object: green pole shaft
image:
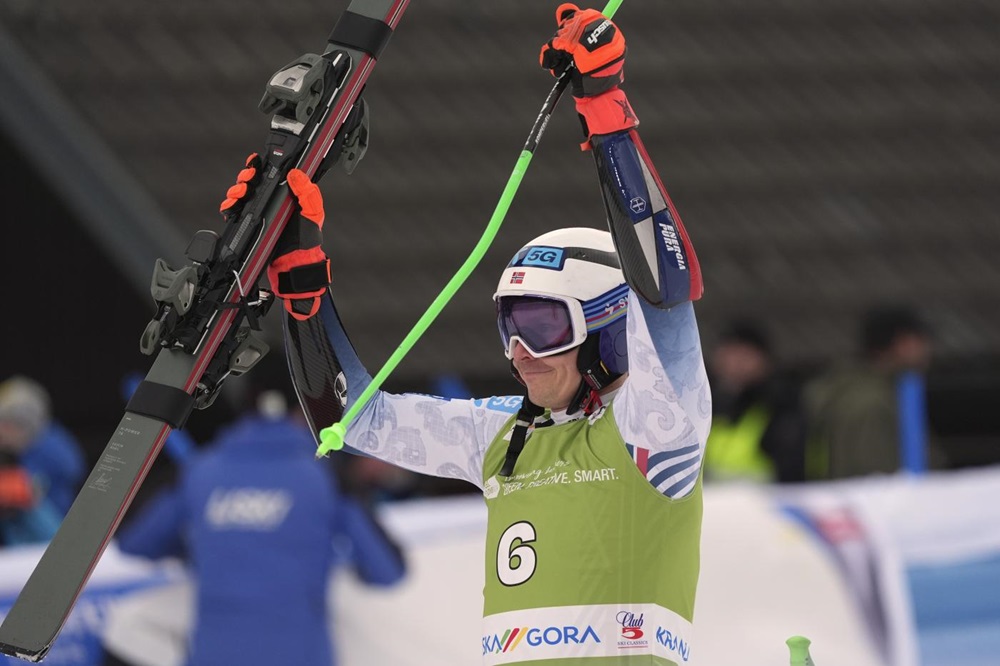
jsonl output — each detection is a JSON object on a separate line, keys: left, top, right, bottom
{"left": 319, "top": 0, "right": 624, "bottom": 455}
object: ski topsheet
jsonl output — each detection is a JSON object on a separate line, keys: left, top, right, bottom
{"left": 0, "top": 0, "right": 409, "bottom": 660}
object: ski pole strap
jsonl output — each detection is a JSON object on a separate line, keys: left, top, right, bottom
{"left": 329, "top": 12, "right": 394, "bottom": 58}
{"left": 276, "top": 259, "right": 331, "bottom": 294}
{"left": 126, "top": 381, "right": 197, "bottom": 430}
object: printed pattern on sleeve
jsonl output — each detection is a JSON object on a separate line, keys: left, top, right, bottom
{"left": 612, "top": 300, "right": 711, "bottom": 499}
{"left": 346, "top": 393, "right": 522, "bottom": 490}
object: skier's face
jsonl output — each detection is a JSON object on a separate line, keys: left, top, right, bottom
{"left": 511, "top": 341, "right": 581, "bottom": 410}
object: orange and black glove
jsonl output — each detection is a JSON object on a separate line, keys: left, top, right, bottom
{"left": 266, "top": 170, "right": 329, "bottom": 320}
{"left": 539, "top": 3, "right": 638, "bottom": 140}
{"left": 219, "top": 155, "right": 330, "bottom": 321}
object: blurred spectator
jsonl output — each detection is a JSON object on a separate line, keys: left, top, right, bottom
{"left": 0, "top": 375, "right": 85, "bottom": 516}
{"left": 804, "top": 304, "right": 943, "bottom": 480}
{"left": 103, "top": 390, "right": 406, "bottom": 666}
{"left": 704, "top": 319, "right": 808, "bottom": 483}
{"left": 0, "top": 431, "right": 61, "bottom": 547}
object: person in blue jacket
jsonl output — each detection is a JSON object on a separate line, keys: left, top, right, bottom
{"left": 109, "top": 390, "right": 406, "bottom": 666}
{"left": 0, "top": 375, "right": 86, "bottom": 518}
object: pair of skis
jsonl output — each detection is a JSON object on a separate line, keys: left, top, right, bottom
{"left": 0, "top": 0, "right": 624, "bottom": 660}
{"left": 0, "top": 0, "right": 408, "bottom": 660}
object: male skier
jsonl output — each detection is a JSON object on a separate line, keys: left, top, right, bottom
{"left": 225, "top": 5, "right": 711, "bottom": 663}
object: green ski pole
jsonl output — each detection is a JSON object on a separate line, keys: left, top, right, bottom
{"left": 318, "top": 0, "right": 624, "bottom": 455}
{"left": 786, "top": 636, "right": 817, "bottom": 666}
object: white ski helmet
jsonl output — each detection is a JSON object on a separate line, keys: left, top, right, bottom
{"left": 494, "top": 227, "right": 629, "bottom": 391}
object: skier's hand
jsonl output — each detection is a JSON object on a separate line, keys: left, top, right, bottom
{"left": 539, "top": 3, "right": 626, "bottom": 98}
{"left": 267, "top": 169, "right": 329, "bottom": 321}
{"left": 219, "top": 156, "right": 329, "bottom": 321}
{"left": 538, "top": 4, "right": 638, "bottom": 141}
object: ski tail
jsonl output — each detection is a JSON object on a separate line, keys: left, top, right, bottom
{"left": 0, "top": 0, "right": 410, "bottom": 659}
{"left": 593, "top": 130, "right": 702, "bottom": 310}
{"left": 283, "top": 289, "right": 351, "bottom": 442}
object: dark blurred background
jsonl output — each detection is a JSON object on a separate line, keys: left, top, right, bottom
{"left": 1, "top": 0, "right": 998, "bottom": 471}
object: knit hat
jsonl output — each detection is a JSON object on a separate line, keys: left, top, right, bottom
{"left": 0, "top": 376, "right": 52, "bottom": 446}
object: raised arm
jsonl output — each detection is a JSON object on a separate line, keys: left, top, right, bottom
{"left": 218, "top": 154, "right": 516, "bottom": 489}
{"left": 283, "top": 291, "right": 517, "bottom": 488}
{"left": 541, "top": 6, "right": 711, "bottom": 497}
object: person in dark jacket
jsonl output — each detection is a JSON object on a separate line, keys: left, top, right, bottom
{"left": 107, "top": 391, "right": 406, "bottom": 666}
{"left": 804, "top": 304, "right": 939, "bottom": 479}
{"left": 704, "top": 319, "right": 808, "bottom": 483}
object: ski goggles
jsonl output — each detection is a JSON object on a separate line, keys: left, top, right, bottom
{"left": 496, "top": 295, "right": 588, "bottom": 359}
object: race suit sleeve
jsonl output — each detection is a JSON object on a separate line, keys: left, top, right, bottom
{"left": 590, "top": 129, "right": 712, "bottom": 500}
{"left": 283, "top": 293, "right": 521, "bottom": 490}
